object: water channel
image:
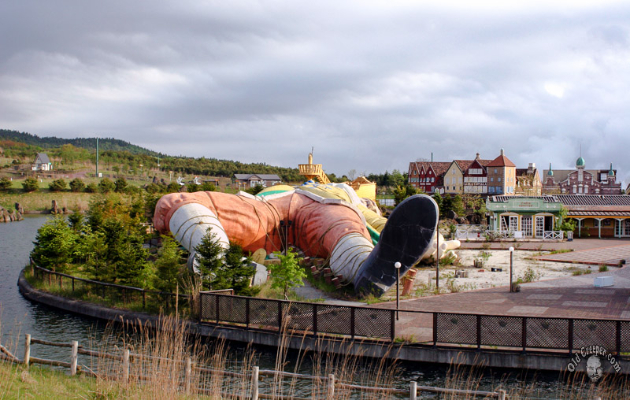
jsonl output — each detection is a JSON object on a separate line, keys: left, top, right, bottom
{"left": 0, "top": 215, "right": 613, "bottom": 397}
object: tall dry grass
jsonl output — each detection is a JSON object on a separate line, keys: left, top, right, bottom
{"left": 3, "top": 304, "right": 630, "bottom": 398}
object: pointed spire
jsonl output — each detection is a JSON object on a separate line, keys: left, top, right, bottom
{"left": 609, "top": 162, "right": 615, "bottom": 176}
{"left": 547, "top": 163, "right": 554, "bottom": 176}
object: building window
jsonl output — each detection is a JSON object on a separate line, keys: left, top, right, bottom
{"left": 498, "top": 178, "right": 501, "bottom": 182}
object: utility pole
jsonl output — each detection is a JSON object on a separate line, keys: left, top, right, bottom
{"left": 95, "top": 137, "right": 99, "bottom": 178}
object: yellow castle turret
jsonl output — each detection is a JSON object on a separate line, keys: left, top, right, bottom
{"left": 299, "top": 153, "right": 330, "bottom": 184}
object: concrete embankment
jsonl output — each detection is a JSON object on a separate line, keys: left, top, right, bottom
{"left": 17, "top": 270, "right": 629, "bottom": 375}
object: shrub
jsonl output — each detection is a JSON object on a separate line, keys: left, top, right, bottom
{"left": 145, "top": 183, "right": 162, "bottom": 194}
{"left": 98, "top": 178, "right": 115, "bottom": 193}
{"left": 167, "top": 182, "right": 181, "bottom": 193}
{"left": 69, "top": 178, "right": 86, "bottom": 192}
{"left": 267, "top": 248, "right": 307, "bottom": 298}
{"left": 245, "top": 184, "right": 263, "bottom": 195}
{"left": 49, "top": 178, "right": 67, "bottom": 192}
{"left": 85, "top": 183, "right": 98, "bottom": 193}
{"left": 520, "top": 266, "right": 541, "bottom": 283}
{"left": 0, "top": 177, "right": 11, "bottom": 191}
{"left": 114, "top": 177, "right": 128, "bottom": 193}
{"left": 201, "top": 182, "right": 216, "bottom": 191}
{"left": 22, "top": 177, "right": 39, "bottom": 192}
{"left": 599, "top": 264, "right": 609, "bottom": 272}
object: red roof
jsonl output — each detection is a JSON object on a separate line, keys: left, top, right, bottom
{"left": 487, "top": 154, "right": 516, "bottom": 167}
{"left": 409, "top": 161, "right": 451, "bottom": 177}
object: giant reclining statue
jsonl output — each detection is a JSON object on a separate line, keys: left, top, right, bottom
{"left": 154, "top": 182, "right": 455, "bottom": 296}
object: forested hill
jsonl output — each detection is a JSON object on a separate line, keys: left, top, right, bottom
{"left": 0, "top": 129, "right": 159, "bottom": 156}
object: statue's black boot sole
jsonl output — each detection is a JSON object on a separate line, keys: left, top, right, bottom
{"left": 353, "top": 194, "right": 438, "bottom": 297}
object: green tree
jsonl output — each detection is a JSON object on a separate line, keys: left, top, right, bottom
{"left": 557, "top": 206, "right": 577, "bottom": 234}
{"left": 441, "top": 194, "right": 453, "bottom": 219}
{"left": 193, "top": 232, "right": 256, "bottom": 294}
{"left": 153, "top": 236, "right": 185, "bottom": 293}
{"left": 245, "top": 184, "right": 264, "bottom": 195}
{"left": 223, "top": 243, "right": 256, "bottom": 295}
{"left": 186, "top": 183, "right": 200, "bottom": 193}
{"left": 22, "top": 177, "right": 39, "bottom": 192}
{"left": 49, "top": 178, "right": 67, "bottom": 192}
{"left": 85, "top": 183, "right": 98, "bottom": 193}
{"left": 69, "top": 178, "right": 85, "bottom": 192}
{"left": 115, "top": 239, "right": 150, "bottom": 287}
{"left": 432, "top": 192, "right": 443, "bottom": 214}
{"left": 393, "top": 184, "right": 418, "bottom": 205}
{"left": 0, "top": 177, "right": 11, "bottom": 191}
{"left": 452, "top": 194, "right": 465, "bottom": 216}
{"left": 267, "top": 249, "right": 306, "bottom": 299}
{"left": 145, "top": 183, "right": 161, "bottom": 194}
{"left": 98, "top": 178, "right": 115, "bottom": 193}
{"left": 75, "top": 231, "right": 108, "bottom": 281}
{"left": 167, "top": 182, "right": 181, "bottom": 193}
{"left": 201, "top": 182, "right": 216, "bottom": 191}
{"left": 115, "top": 177, "right": 128, "bottom": 193}
{"left": 194, "top": 232, "right": 225, "bottom": 291}
{"left": 30, "top": 217, "right": 78, "bottom": 272}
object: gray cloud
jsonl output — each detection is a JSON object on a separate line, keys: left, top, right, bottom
{"left": 2, "top": 1, "right": 630, "bottom": 184}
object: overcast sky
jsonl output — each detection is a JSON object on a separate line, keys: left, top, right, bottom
{"left": 2, "top": 1, "right": 630, "bottom": 183}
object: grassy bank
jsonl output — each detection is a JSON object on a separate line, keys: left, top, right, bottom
{"left": 0, "top": 191, "right": 95, "bottom": 212}
{"left": 0, "top": 363, "right": 97, "bottom": 399}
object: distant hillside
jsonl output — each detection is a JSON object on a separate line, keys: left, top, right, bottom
{"left": 0, "top": 129, "right": 159, "bottom": 156}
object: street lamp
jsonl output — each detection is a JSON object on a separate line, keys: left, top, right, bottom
{"left": 509, "top": 247, "right": 514, "bottom": 292}
{"left": 395, "top": 262, "right": 401, "bottom": 320}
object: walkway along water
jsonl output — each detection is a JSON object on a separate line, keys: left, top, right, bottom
{"left": 20, "top": 265, "right": 630, "bottom": 375}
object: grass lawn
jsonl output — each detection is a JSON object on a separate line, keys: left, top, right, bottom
{"left": 0, "top": 363, "right": 98, "bottom": 399}
{"left": 0, "top": 191, "right": 96, "bottom": 212}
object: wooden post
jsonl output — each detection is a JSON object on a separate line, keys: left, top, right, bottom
{"left": 617, "top": 320, "right": 622, "bottom": 355}
{"left": 246, "top": 297, "right": 250, "bottom": 329}
{"left": 433, "top": 313, "right": 438, "bottom": 346}
{"left": 176, "top": 284, "right": 179, "bottom": 317}
{"left": 498, "top": 389, "right": 507, "bottom": 400}
{"left": 327, "top": 374, "right": 335, "bottom": 399}
{"left": 410, "top": 381, "right": 417, "bottom": 400}
{"left": 24, "top": 334, "right": 31, "bottom": 368}
{"left": 390, "top": 310, "right": 396, "bottom": 342}
{"left": 185, "top": 357, "right": 192, "bottom": 395}
{"left": 70, "top": 341, "right": 78, "bottom": 375}
{"left": 278, "top": 301, "right": 283, "bottom": 331}
{"left": 350, "top": 307, "right": 355, "bottom": 339}
{"left": 142, "top": 291, "right": 146, "bottom": 309}
{"left": 476, "top": 315, "right": 482, "bottom": 349}
{"left": 251, "top": 366, "right": 259, "bottom": 400}
{"left": 123, "top": 349, "right": 130, "bottom": 382}
{"left": 311, "top": 303, "right": 318, "bottom": 339}
{"left": 568, "top": 319, "right": 574, "bottom": 354}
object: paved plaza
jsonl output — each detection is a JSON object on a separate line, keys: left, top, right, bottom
{"left": 374, "top": 238, "right": 630, "bottom": 342}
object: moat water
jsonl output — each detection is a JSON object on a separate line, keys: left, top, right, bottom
{"left": 0, "top": 215, "right": 620, "bottom": 397}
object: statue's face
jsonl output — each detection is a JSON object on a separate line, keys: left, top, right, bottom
{"left": 586, "top": 356, "right": 603, "bottom": 381}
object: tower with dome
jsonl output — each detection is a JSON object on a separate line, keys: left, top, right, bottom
{"left": 542, "top": 156, "right": 622, "bottom": 195}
